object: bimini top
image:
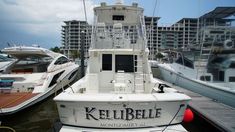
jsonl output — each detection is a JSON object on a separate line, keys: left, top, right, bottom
{"left": 200, "top": 7, "right": 235, "bottom": 19}
{"left": 1, "top": 46, "right": 60, "bottom": 59}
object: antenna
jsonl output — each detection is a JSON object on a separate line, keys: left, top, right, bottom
{"left": 7, "top": 42, "right": 11, "bottom": 47}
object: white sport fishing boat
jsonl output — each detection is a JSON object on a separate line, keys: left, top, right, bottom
{"left": 54, "top": 1, "right": 190, "bottom": 131}
{"left": 0, "top": 46, "right": 79, "bottom": 115}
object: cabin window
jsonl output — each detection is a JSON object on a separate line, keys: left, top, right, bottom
{"left": 102, "top": 54, "right": 112, "bottom": 70}
{"left": 175, "top": 56, "right": 183, "bottom": 65}
{"left": 134, "top": 55, "right": 137, "bottom": 72}
{"left": 175, "top": 56, "right": 194, "bottom": 69}
{"left": 48, "top": 70, "right": 65, "bottom": 87}
{"left": 229, "top": 62, "right": 235, "bottom": 68}
{"left": 219, "top": 71, "right": 224, "bottom": 81}
{"left": 200, "top": 76, "right": 211, "bottom": 81}
{"left": 211, "top": 57, "right": 224, "bottom": 64}
{"left": 54, "top": 56, "right": 69, "bottom": 65}
{"left": 68, "top": 70, "right": 77, "bottom": 80}
{"left": 112, "top": 15, "right": 124, "bottom": 21}
{"left": 115, "top": 55, "right": 134, "bottom": 72}
{"left": 184, "top": 58, "right": 194, "bottom": 69}
{"left": 229, "top": 77, "right": 235, "bottom": 82}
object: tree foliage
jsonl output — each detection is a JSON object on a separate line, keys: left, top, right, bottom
{"left": 155, "top": 52, "right": 164, "bottom": 59}
{"left": 50, "top": 46, "right": 60, "bottom": 53}
{"left": 71, "top": 50, "right": 80, "bottom": 60}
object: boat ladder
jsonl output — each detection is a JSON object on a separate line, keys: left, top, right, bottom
{"left": 134, "top": 57, "right": 144, "bottom": 93}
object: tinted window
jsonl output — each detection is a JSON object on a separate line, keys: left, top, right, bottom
{"left": 48, "top": 70, "right": 65, "bottom": 87}
{"left": 175, "top": 56, "right": 194, "bottom": 69}
{"left": 219, "top": 71, "right": 224, "bottom": 81}
{"left": 211, "top": 57, "right": 225, "bottom": 64}
{"left": 68, "top": 70, "right": 77, "bottom": 80}
{"left": 115, "top": 55, "right": 134, "bottom": 72}
{"left": 184, "top": 58, "right": 194, "bottom": 69}
{"left": 229, "top": 77, "right": 235, "bottom": 82}
{"left": 113, "top": 15, "right": 124, "bottom": 21}
{"left": 175, "top": 58, "right": 182, "bottom": 65}
{"left": 229, "top": 62, "right": 235, "bottom": 68}
{"left": 102, "top": 54, "right": 112, "bottom": 70}
{"left": 54, "top": 56, "right": 69, "bottom": 65}
{"left": 134, "top": 55, "right": 137, "bottom": 72}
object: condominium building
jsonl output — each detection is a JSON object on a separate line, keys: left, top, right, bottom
{"left": 197, "top": 7, "right": 235, "bottom": 49}
{"left": 145, "top": 16, "right": 159, "bottom": 59}
{"left": 173, "top": 18, "right": 198, "bottom": 49}
{"left": 61, "top": 7, "right": 235, "bottom": 59}
{"left": 147, "top": 7, "right": 235, "bottom": 53}
{"left": 145, "top": 17, "right": 197, "bottom": 51}
{"left": 157, "top": 24, "right": 184, "bottom": 50}
{"left": 60, "top": 20, "right": 92, "bottom": 59}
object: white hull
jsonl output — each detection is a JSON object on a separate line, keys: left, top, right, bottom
{"left": 0, "top": 67, "right": 78, "bottom": 115}
{"left": 55, "top": 91, "right": 189, "bottom": 128}
{"left": 156, "top": 66, "right": 235, "bottom": 108}
{"left": 60, "top": 124, "right": 187, "bottom": 132}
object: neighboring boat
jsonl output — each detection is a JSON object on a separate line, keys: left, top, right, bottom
{"left": 0, "top": 54, "right": 14, "bottom": 73}
{"left": 0, "top": 46, "right": 79, "bottom": 115}
{"left": 54, "top": 1, "right": 190, "bottom": 131}
{"left": 153, "top": 49, "right": 235, "bottom": 108}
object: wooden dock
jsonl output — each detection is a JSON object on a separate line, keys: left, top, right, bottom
{"left": 163, "top": 81, "right": 235, "bottom": 132}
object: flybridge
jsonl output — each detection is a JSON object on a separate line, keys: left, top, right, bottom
{"left": 92, "top": 2, "right": 147, "bottom": 50}
{"left": 94, "top": 2, "right": 143, "bottom": 25}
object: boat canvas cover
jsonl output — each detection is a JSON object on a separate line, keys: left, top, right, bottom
{"left": 2, "top": 46, "right": 59, "bottom": 59}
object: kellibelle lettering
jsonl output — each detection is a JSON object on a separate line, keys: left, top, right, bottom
{"left": 85, "top": 107, "right": 161, "bottom": 121}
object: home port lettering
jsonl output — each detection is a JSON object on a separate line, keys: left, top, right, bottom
{"left": 85, "top": 107, "right": 162, "bottom": 121}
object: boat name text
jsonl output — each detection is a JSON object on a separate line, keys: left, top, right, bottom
{"left": 85, "top": 107, "right": 161, "bottom": 121}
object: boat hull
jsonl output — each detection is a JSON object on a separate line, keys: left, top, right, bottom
{"left": 59, "top": 124, "right": 187, "bottom": 132}
{"left": 55, "top": 94, "right": 189, "bottom": 128}
{"left": 0, "top": 67, "right": 79, "bottom": 115}
{"left": 155, "top": 65, "right": 235, "bottom": 108}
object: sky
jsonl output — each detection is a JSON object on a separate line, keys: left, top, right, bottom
{"left": 0, "top": 0, "right": 235, "bottom": 49}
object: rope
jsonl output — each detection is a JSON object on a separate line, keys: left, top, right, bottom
{"left": 161, "top": 104, "right": 184, "bottom": 132}
{"left": 0, "top": 126, "right": 16, "bottom": 132}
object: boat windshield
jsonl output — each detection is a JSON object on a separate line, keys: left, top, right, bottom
{"left": 5, "top": 56, "right": 53, "bottom": 73}
{"left": 221, "top": 59, "right": 235, "bottom": 69}
{"left": 0, "top": 55, "right": 12, "bottom": 62}
{"left": 175, "top": 55, "right": 194, "bottom": 69}
{"left": 210, "top": 57, "right": 225, "bottom": 64}
{"left": 16, "top": 56, "right": 52, "bottom": 65}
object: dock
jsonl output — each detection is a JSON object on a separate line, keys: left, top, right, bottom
{"left": 162, "top": 81, "right": 235, "bottom": 132}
